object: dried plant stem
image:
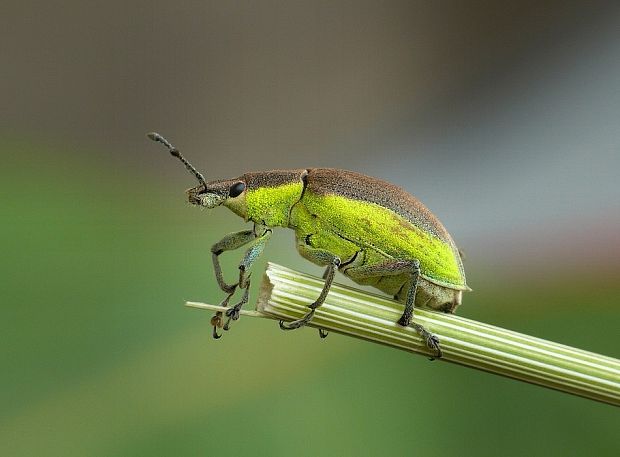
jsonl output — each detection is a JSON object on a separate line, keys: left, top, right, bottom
{"left": 186, "top": 263, "right": 620, "bottom": 406}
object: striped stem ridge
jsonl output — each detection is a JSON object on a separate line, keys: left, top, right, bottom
{"left": 187, "top": 262, "right": 620, "bottom": 406}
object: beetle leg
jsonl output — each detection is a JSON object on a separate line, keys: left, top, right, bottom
{"left": 236, "top": 227, "right": 271, "bottom": 291}
{"left": 210, "top": 313, "right": 223, "bottom": 339}
{"left": 210, "top": 227, "right": 271, "bottom": 336}
{"left": 317, "top": 261, "right": 331, "bottom": 337}
{"left": 211, "top": 229, "right": 256, "bottom": 295}
{"left": 222, "top": 227, "right": 272, "bottom": 331}
{"left": 279, "top": 251, "right": 341, "bottom": 331}
{"left": 346, "top": 259, "right": 441, "bottom": 358}
{"left": 223, "top": 282, "right": 250, "bottom": 330}
{"left": 397, "top": 260, "right": 421, "bottom": 327}
{"left": 318, "top": 257, "right": 330, "bottom": 338}
{"left": 210, "top": 230, "right": 257, "bottom": 338}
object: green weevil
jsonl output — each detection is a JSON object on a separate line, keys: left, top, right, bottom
{"left": 149, "top": 132, "right": 469, "bottom": 357}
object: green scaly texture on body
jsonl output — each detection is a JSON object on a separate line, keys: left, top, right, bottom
{"left": 299, "top": 191, "right": 465, "bottom": 288}
{"left": 246, "top": 182, "right": 304, "bottom": 227}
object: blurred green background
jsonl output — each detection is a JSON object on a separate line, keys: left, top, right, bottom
{"left": 2, "top": 2, "right": 619, "bottom": 456}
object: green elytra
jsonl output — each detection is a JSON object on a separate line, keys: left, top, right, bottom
{"left": 149, "top": 133, "right": 469, "bottom": 358}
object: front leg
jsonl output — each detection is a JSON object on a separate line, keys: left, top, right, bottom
{"left": 211, "top": 229, "right": 257, "bottom": 296}
{"left": 222, "top": 226, "right": 272, "bottom": 330}
{"left": 210, "top": 225, "right": 271, "bottom": 337}
{"left": 279, "top": 245, "right": 341, "bottom": 332}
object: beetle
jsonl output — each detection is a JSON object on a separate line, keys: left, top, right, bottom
{"left": 149, "top": 132, "right": 469, "bottom": 357}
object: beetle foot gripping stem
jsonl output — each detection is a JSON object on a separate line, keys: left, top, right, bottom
{"left": 279, "top": 317, "right": 329, "bottom": 339}
{"left": 211, "top": 312, "right": 224, "bottom": 339}
{"left": 279, "top": 314, "right": 329, "bottom": 339}
{"left": 409, "top": 322, "right": 442, "bottom": 360}
{"left": 222, "top": 282, "right": 251, "bottom": 332}
{"left": 210, "top": 289, "right": 236, "bottom": 339}
{"left": 279, "top": 309, "right": 316, "bottom": 331}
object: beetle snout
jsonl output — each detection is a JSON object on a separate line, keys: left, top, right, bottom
{"left": 187, "top": 192, "right": 202, "bottom": 206}
{"left": 186, "top": 188, "right": 226, "bottom": 209}
{"left": 186, "top": 185, "right": 203, "bottom": 206}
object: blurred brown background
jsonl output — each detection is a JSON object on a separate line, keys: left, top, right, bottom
{"left": 2, "top": 1, "right": 619, "bottom": 456}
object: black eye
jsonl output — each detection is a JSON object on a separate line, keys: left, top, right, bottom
{"left": 229, "top": 182, "right": 245, "bottom": 198}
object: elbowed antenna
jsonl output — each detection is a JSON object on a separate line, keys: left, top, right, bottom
{"left": 147, "top": 132, "right": 207, "bottom": 186}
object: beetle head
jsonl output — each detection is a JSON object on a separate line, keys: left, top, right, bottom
{"left": 148, "top": 132, "right": 248, "bottom": 216}
{"left": 186, "top": 179, "right": 247, "bottom": 215}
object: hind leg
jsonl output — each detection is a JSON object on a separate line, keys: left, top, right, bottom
{"left": 346, "top": 259, "right": 441, "bottom": 358}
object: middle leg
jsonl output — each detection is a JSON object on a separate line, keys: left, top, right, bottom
{"left": 279, "top": 245, "right": 341, "bottom": 331}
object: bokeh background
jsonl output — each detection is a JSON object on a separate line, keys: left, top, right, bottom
{"left": 2, "top": 1, "right": 619, "bottom": 456}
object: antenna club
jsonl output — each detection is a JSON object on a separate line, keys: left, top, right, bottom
{"left": 146, "top": 132, "right": 160, "bottom": 142}
{"left": 146, "top": 131, "right": 175, "bottom": 151}
{"left": 170, "top": 148, "right": 181, "bottom": 158}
